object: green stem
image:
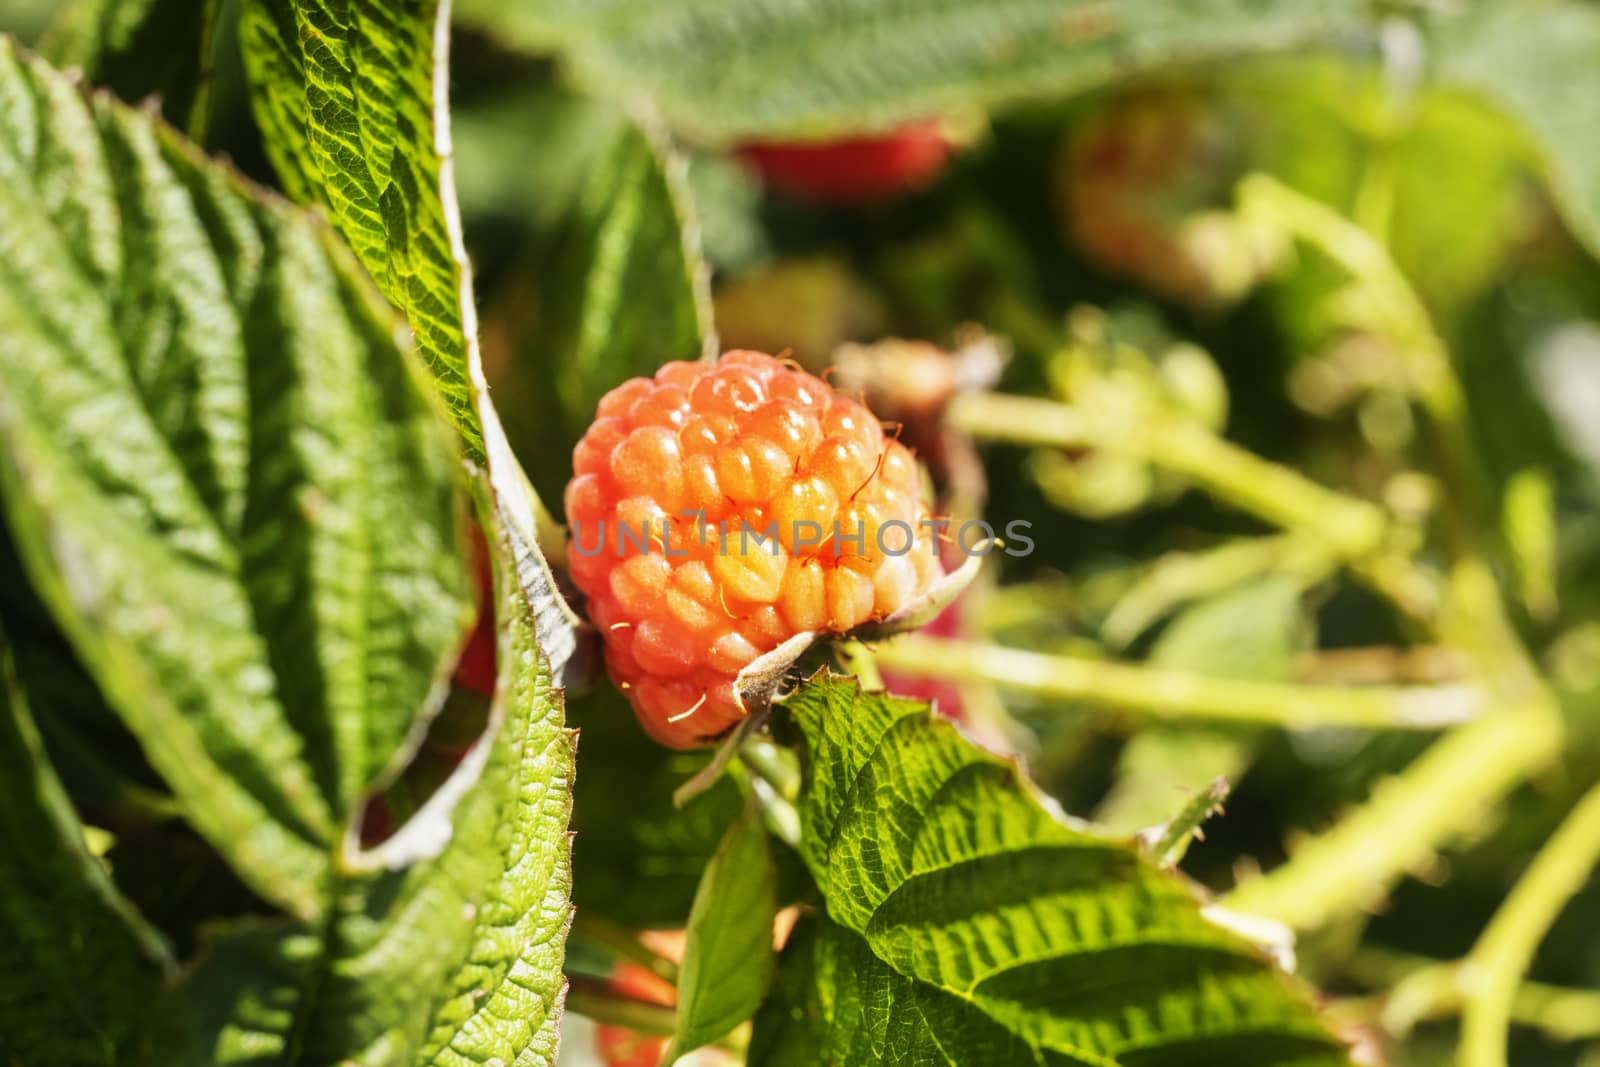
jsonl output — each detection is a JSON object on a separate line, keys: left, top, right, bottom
{"left": 1225, "top": 701, "right": 1564, "bottom": 930}
{"left": 569, "top": 913, "right": 679, "bottom": 986}
{"left": 872, "top": 636, "right": 1484, "bottom": 731}
{"left": 836, "top": 640, "right": 884, "bottom": 690}
{"left": 738, "top": 745, "right": 802, "bottom": 849}
{"left": 1461, "top": 779, "right": 1600, "bottom": 1067}
{"left": 948, "top": 393, "right": 1388, "bottom": 560}
{"left": 1344, "top": 948, "right": 1600, "bottom": 1043}
{"left": 951, "top": 390, "right": 1442, "bottom": 620}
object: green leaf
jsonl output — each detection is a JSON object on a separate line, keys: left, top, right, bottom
{"left": 667, "top": 795, "right": 778, "bottom": 1062}
{"left": 756, "top": 915, "right": 1346, "bottom": 1067}
{"left": 238, "top": 0, "right": 586, "bottom": 685}
{"left": 1096, "top": 577, "right": 1308, "bottom": 834}
{"left": 494, "top": 116, "right": 710, "bottom": 502}
{"left": 237, "top": 0, "right": 480, "bottom": 452}
{"left": 41, "top": 0, "right": 222, "bottom": 137}
{"left": 1435, "top": 1, "right": 1600, "bottom": 259}
{"left": 0, "top": 624, "right": 172, "bottom": 1067}
{"left": 0, "top": 38, "right": 472, "bottom": 918}
{"left": 766, "top": 676, "right": 1350, "bottom": 1066}
{"left": 458, "top": 0, "right": 1370, "bottom": 141}
{"left": 154, "top": 506, "right": 574, "bottom": 1066}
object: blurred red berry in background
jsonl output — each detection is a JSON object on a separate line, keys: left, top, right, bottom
{"left": 740, "top": 121, "right": 952, "bottom": 203}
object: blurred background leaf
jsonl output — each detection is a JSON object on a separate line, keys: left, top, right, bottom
{"left": 458, "top": 0, "right": 1369, "bottom": 142}
{"left": 41, "top": 0, "right": 222, "bottom": 136}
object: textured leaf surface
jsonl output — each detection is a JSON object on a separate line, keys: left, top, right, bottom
{"left": 668, "top": 796, "right": 778, "bottom": 1060}
{"left": 1096, "top": 577, "right": 1307, "bottom": 834}
{"left": 239, "top": 0, "right": 478, "bottom": 452}
{"left": 0, "top": 628, "right": 171, "bottom": 1067}
{"left": 42, "top": 0, "right": 222, "bottom": 135}
{"left": 0, "top": 38, "right": 471, "bottom": 918}
{"left": 1436, "top": 2, "right": 1600, "bottom": 259}
{"left": 763, "top": 676, "right": 1350, "bottom": 1066}
{"left": 458, "top": 0, "right": 1368, "bottom": 141}
{"left": 157, "top": 509, "right": 574, "bottom": 1067}
{"left": 239, "top": 0, "right": 586, "bottom": 685}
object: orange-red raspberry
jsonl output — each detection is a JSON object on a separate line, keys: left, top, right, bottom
{"left": 739, "top": 121, "right": 952, "bottom": 203}
{"left": 566, "top": 350, "right": 942, "bottom": 748}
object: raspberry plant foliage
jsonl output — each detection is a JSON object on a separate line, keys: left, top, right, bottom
{"left": 8, "top": 0, "right": 1600, "bottom": 1066}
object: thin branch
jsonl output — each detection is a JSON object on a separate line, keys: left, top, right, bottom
{"left": 1226, "top": 701, "right": 1564, "bottom": 931}
{"left": 871, "top": 635, "right": 1485, "bottom": 731}
{"left": 948, "top": 393, "right": 1389, "bottom": 559}
{"left": 1341, "top": 947, "right": 1600, "bottom": 1043}
{"left": 1461, "top": 779, "right": 1600, "bottom": 1067}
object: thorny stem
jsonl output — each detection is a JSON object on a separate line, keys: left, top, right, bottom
{"left": 949, "top": 392, "right": 1390, "bottom": 559}
{"left": 1228, "top": 563, "right": 1566, "bottom": 935}
{"left": 872, "top": 636, "right": 1484, "bottom": 731}
{"left": 955, "top": 232, "right": 1560, "bottom": 996}
{"left": 939, "top": 169, "right": 1570, "bottom": 1067}
{"left": 1460, "top": 780, "right": 1600, "bottom": 1067}
{"left": 1223, "top": 700, "right": 1563, "bottom": 930}
{"left": 947, "top": 391, "right": 1438, "bottom": 619}
{"left": 1340, "top": 947, "right": 1600, "bottom": 1044}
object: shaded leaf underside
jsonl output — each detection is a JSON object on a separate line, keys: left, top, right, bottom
{"left": 0, "top": 629, "right": 170, "bottom": 1067}
{"left": 41, "top": 0, "right": 223, "bottom": 136}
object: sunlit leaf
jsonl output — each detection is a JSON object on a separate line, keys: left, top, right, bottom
{"left": 152, "top": 507, "right": 574, "bottom": 1066}
{"left": 0, "top": 38, "right": 472, "bottom": 918}
{"left": 760, "top": 676, "right": 1350, "bottom": 1065}
{"left": 238, "top": 0, "right": 586, "bottom": 685}
{"left": 668, "top": 795, "right": 778, "bottom": 1060}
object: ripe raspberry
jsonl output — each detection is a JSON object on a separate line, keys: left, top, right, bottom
{"left": 739, "top": 121, "right": 952, "bottom": 203}
{"left": 565, "top": 350, "right": 942, "bottom": 748}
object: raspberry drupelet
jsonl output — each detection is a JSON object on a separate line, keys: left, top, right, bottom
{"left": 565, "top": 350, "right": 942, "bottom": 748}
